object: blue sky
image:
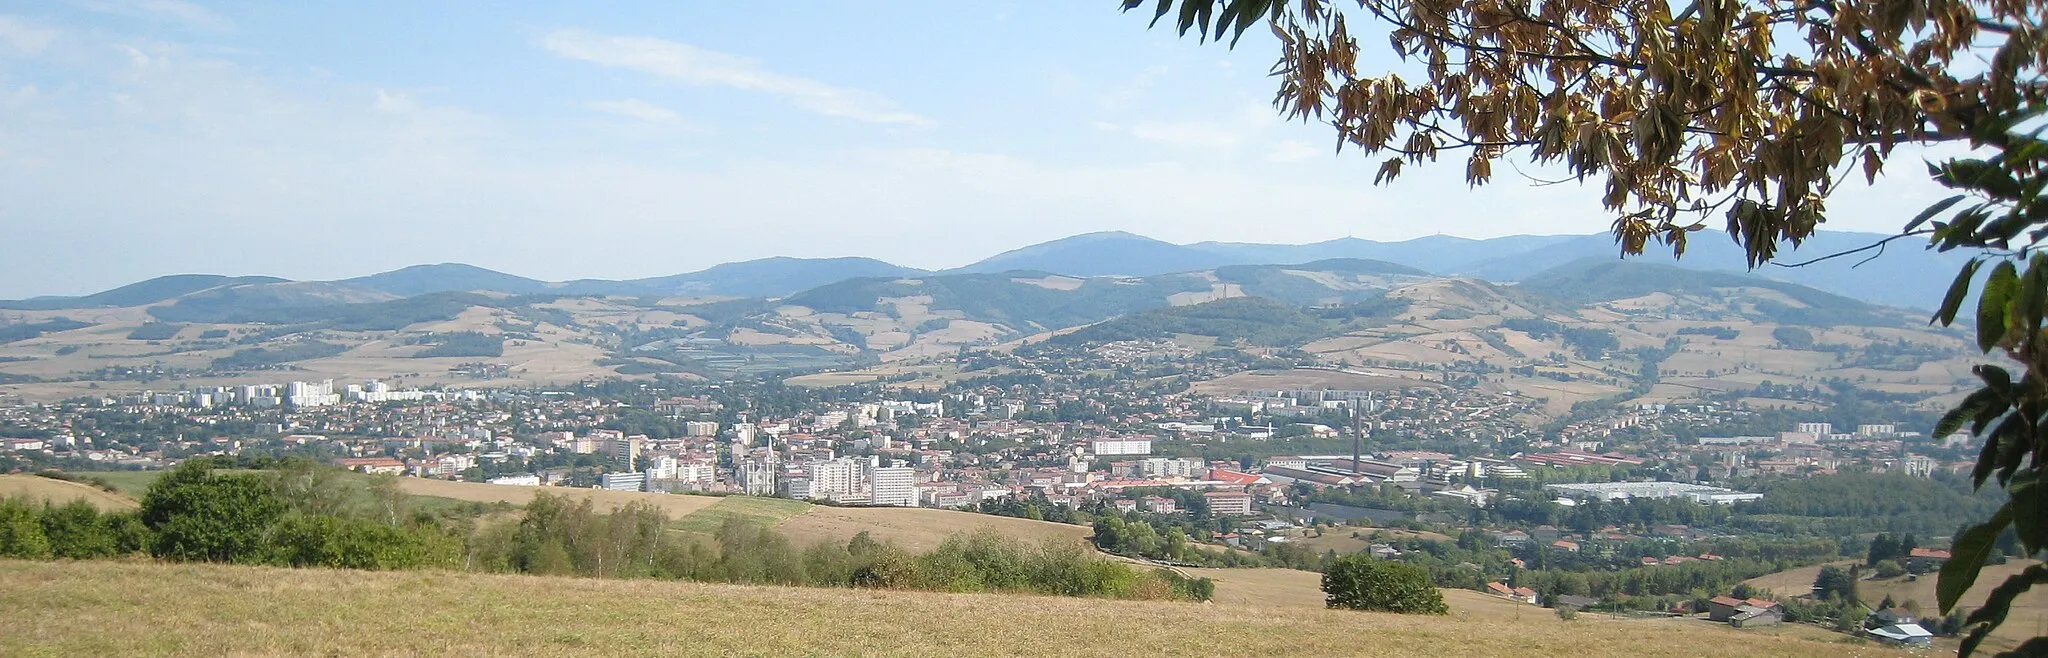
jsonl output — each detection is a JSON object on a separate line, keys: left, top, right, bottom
{"left": 0, "top": 1, "right": 1952, "bottom": 298}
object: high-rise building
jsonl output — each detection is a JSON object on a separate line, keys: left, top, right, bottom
{"left": 1090, "top": 438, "right": 1154, "bottom": 456}
{"left": 868, "top": 459, "right": 918, "bottom": 508}
{"left": 605, "top": 435, "right": 646, "bottom": 469}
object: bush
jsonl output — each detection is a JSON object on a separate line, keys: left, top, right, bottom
{"left": 0, "top": 496, "right": 52, "bottom": 559}
{"left": 1556, "top": 605, "right": 1580, "bottom": 621}
{"left": 140, "top": 462, "right": 288, "bottom": 563}
{"left": 1872, "top": 559, "right": 1906, "bottom": 579}
{"left": 1322, "top": 555, "right": 1447, "bottom": 614}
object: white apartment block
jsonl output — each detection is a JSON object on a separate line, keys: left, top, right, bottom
{"left": 1090, "top": 438, "right": 1154, "bottom": 456}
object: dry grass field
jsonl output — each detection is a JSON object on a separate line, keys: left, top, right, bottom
{"left": 1743, "top": 559, "right": 2048, "bottom": 654}
{"left": 0, "top": 559, "right": 1904, "bottom": 657}
{"left": 0, "top": 474, "right": 137, "bottom": 510}
{"left": 1189, "top": 368, "right": 1425, "bottom": 395}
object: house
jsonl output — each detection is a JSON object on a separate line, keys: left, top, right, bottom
{"left": 1487, "top": 582, "right": 1515, "bottom": 598}
{"left": 1553, "top": 595, "right": 1599, "bottom": 610}
{"left": 1908, "top": 547, "right": 1952, "bottom": 572}
{"left": 335, "top": 457, "right": 405, "bottom": 475}
{"left": 1731, "top": 606, "right": 1784, "bottom": 628}
{"left": 1512, "top": 586, "right": 1540, "bottom": 605}
{"left": 1709, "top": 596, "right": 1785, "bottom": 627}
{"left": 1140, "top": 495, "right": 1177, "bottom": 514}
{"left": 1868, "top": 607, "right": 1917, "bottom": 627}
{"left": 1550, "top": 539, "right": 1579, "bottom": 552}
{"left": 1492, "top": 530, "right": 1531, "bottom": 546}
{"left": 1707, "top": 596, "right": 1747, "bottom": 622}
{"left": 1868, "top": 623, "right": 1935, "bottom": 646}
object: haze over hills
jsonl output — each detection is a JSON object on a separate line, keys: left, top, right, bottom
{"left": 0, "top": 229, "right": 1964, "bottom": 314}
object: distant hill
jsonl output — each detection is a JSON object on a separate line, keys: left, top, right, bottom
{"left": 343, "top": 264, "right": 565, "bottom": 297}
{"left": 632, "top": 257, "right": 925, "bottom": 298}
{"left": 0, "top": 274, "right": 288, "bottom": 310}
{"left": 1516, "top": 258, "right": 1905, "bottom": 327}
{"left": 1188, "top": 235, "right": 1583, "bottom": 274}
{"left": 1451, "top": 232, "right": 1975, "bottom": 311}
{"left": 952, "top": 231, "right": 1238, "bottom": 277}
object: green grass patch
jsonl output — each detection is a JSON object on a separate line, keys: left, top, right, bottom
{"left": 670, "top": 496, "right": 812, "bottom": 534}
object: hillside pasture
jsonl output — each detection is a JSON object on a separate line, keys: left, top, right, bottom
{"left": 1190, "top": 368, "right": 1422, "bottom": 395}
{"left": 0, "top": 475, "right": 137, "bottom": 510}
{"left": 0, "top": 559, "right": 1905, "bottom": 657}
{"left": 1743, "top": 560, "right": 2048, "bottom": 654}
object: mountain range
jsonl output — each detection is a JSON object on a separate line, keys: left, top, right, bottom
{"left": 0, "top": 229, "right": 1968, "bottom": 314}
{"left": 0, "top": 247, "right": 1980, "bottom": 419}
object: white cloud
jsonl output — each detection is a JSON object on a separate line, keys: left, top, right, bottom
{"left": 372, "top": 89, "right": 416, "bottom": 114}
{"left": 585, "top": 98, "right": 680, "bottom": 123}
{"left": 1126, "top": 120, "right": 1242, "bottom": 149}
{"left": 539, "top": 29, "right": 930, "bottom": 126}
{"left": 0, "top": 16, "right": 61, "bottom": 54}
{"left": 77, "top": 0, "right": 232, "bottom": 31}
{"left": 1264, "top": 139, "right": 1322, "bottom": 163}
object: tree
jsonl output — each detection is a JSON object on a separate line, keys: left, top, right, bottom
{"left": 1127, "top": 0, "right": 2041, "bottom": 265}
{"left": 1322, "top": 554, "right": 1448, "bottom": 614}
{"left": 1135, "top": 1, "right": 2046, "bottom": 653}
{"left": 1813, "top": 565, "right": 1860, "bottom": 605}
{"left": 140, "top": 461, "right": 288, "bottom": 563}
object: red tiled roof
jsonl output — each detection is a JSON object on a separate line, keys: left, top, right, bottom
{"left": 1909, "top": 547, "right": 1952, "bottom": 559}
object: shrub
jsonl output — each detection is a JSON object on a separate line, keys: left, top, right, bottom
{"left": 0, "top": 496, "right": 52, "bottom": 559}
{"left": 1322, "top": 555, "right": 1447, "bottom": 614}
{"left": 140, "top": 462, "right": 288, "bottom": 563}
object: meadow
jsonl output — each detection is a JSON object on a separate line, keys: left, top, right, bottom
{"left": 0, "top": 559, "right": 1904, "bottom": 657}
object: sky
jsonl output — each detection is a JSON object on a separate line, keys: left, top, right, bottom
{"left": 0, "top": 1, "right": 1959, "bottom": 298}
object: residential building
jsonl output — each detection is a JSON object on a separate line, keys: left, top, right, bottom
{"left": 1204, "top": 490, "right": 1255, "bottom": 516}
{"left": 599, "top": 472, "right": 646, "bottom": 492}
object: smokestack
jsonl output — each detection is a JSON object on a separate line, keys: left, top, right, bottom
{"left": 1351, "top": 405, "right": 1362, "bottom": 475}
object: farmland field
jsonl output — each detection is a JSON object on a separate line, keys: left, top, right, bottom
{"left": 0, "top": 559, "right": 1905, "bottom": 657}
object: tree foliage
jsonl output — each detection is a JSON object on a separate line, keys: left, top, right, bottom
{"left": 1322, "top": 554, "right": 1448, "bottom": 614}
{"left": 1128, "top": 0, "right": 2044, "bottom": 264}
{"left": 1136, "top": 0, "right": 2046, "bottom": 652}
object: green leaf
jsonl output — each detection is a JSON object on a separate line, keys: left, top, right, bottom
{"left": 1958, "top": 565, "right": 2048, "bottom": 658}
{"left": 1906, "top": 194, "right": 1968, "bottom": 232}
{"left": 1976, "top": 365, "right": 2015, "bottom": 392}
{"left": 1971, "top": 414, "right": 2005, "bottom": 488}
{"left": 1938, "top": 389, "right": 1994, "bottom": 439}
{"left": 1980, "top": 261, "right": 2019, "bottom": 351}
{"left": 1937, "top": 259, "right": 1984, "bottom": 326}
{"left": 2010, "top": 471, "right": 2048, "bottom": 555}
{"left": 1941, "top": 505, "right": 2014, "bottom": 614}
{"left": 2022, "top": 253, "right": 2048, "bottom": 336}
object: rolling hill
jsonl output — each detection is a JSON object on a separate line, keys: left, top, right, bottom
{"left": 631, "top": 256, "right": 926, "bottom": 298}
{"left": 0, "top": 274, "right": 289, "bottom": 310}
{"left": 0, "top": 559, "right": 1902, "bottom": 657}
{"left": 0, "top": 249, "right": 1980, "bottom": 416}
{"left": 952, "top": 231, "right": 1241, "bottom": 277}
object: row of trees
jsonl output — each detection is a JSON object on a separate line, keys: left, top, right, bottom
{"left": 5, "top": 463, "right": 1215, "bottom": 603}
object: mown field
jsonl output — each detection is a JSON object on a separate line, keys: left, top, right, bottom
{"left": 1744, "top": 559, "right": 2048, "bottom": 654}
{"left": 0, "top": 559, "right": 1903, "bottom": 657}
{"left": 0, "top": 474, "right": 137, "bottom": 510}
